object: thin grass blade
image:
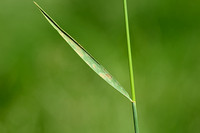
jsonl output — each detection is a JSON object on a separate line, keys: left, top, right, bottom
{"left": 34, "top": 2, "right": 132, "bottom": 102}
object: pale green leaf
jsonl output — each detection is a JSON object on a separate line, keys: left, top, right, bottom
{"left": 34, "top": 2, "right": 132, "bottom": 102}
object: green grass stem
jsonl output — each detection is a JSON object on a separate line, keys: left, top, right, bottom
{"left": 123, "top": 0, "right": 136, "bottom": 102}
{"left": 123, "top": 0, "right": 139, "bottom": 133}
{"left": 132, "top": 102, "right": 139, "bottom": 133}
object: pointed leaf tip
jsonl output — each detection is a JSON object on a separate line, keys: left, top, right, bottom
{"left": 33, "top": 1, "right": 38, "bottom": 7}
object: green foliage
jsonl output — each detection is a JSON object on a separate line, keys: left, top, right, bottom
{"left": 1, "top": 0, "right": 200, "bottom": 133}
{"left": 34, "top": 2, "right": 132, "bottom": 102}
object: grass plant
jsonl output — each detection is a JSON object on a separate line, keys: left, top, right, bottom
{"left": 34, "top": 1, "right": 139, "bottom": 132}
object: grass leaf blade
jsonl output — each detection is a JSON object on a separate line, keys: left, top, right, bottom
{"left": 34, "top": 2, "right": 132, "bottom": 102}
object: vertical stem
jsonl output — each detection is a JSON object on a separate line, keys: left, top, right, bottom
{"left": 123, "top": 0, "right": 139, "bottom": 133}
{"left": 123, "top": 0, "right": 135, "bottom": 101}
{"left": 132, "top": 102, "right": 139, "bottom": 133}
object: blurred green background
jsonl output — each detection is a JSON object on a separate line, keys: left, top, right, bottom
{"left": 0, "top": 0, "right": 200, "bottom": 133}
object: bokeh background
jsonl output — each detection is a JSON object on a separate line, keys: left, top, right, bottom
{"left": 0, "top": 0, "right": 200, "bottom": 133}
